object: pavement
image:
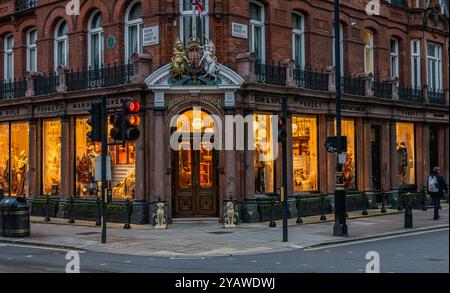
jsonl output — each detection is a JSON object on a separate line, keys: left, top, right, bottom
{"left": 0, "top": 204, "right": 448, "bottom": 257}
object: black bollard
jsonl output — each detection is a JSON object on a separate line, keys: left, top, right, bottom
{"left": 380, "top": 191, "right": 387, "bottom": 214}
{"left": 95, "top": 196, "right": 101, "bottom": 226}
{"left": 44, "top": 196, "right": 51, "bottom": 222}
{"left": 404, "top": 192, "right": 413, "bottom": 229}
{"left": 269, "top": 197, "right": 276, "bottom": 228}
{"left": 296, "top": 195, "right": 303, "bottom": 224}
{"left": 68, "top": 197, "right": 75, "bottom": 224}
{"left": 320, "top": 194, "right": 327, "bottom": 221}
{"left": 362, "top": 193, "right": 368, "bottom": 216}
{"left": 397, "top": 192, "right": 404, "bottom": 211}
{"left": 124, "top": 198, "right": 132, "bottom": 229}
{"left": 422, "top": 188, "right": 428, "bottom": 211}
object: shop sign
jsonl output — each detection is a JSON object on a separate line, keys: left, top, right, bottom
{"left": 297, "top": 99, "right": 324, "bottom": 109}
{"left": 167, "top": 95, "right": 223, "bottom": 111}
{"left": 68, "top": 97, "right": 126, "bottom": 112}
{"left": 143, "top": 26, "right": 159, "bottom": 46}
{"left": 0, "top": 107, "right": 28, "bottom": 119}
{"left": 341, "top": 103, "right": 366, "bottom": 112}
{"left": 231, "top": 23, "right": 248, "bottom": 39}
{"left": 34, "top": 104, "right": 64, "bottom": 115}
{"left": 255, "top": 96, "right": 281, "bottom": 105}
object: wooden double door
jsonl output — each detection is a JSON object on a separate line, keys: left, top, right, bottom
{"left": 173, "top": 139, "right": 218, "bottom": 217}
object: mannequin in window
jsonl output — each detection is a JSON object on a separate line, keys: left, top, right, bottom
{"left": 343, "top": 151, "right": 355, "bottom": 189}
{"left": 255, "top": 143, "right": 267, "bottom": 193}
{"left": 397, "top": 142, "right": 408, "bottom": 184}
{"left": 13, "top": 150, "right": 28, "bottom": 196}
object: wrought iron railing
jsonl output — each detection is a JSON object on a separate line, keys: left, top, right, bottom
{"left": 35, "top": 72, "right": 59, "bottom": 96}
{"left": 372, "top": 80, "right": 392, "bottom": 99}
{"left": 0, "top": 79, "right": 27, "bottom": 100}
{"left": 428, "top": 89, "right": 445, "bottom": 105}
{"left": 341, "top": 75, "right": 366, "bottom": 96}
{"left": 294, "top": 68, "right": 328, "bottom": 91}
{"left": 398, "top": 85, "right": 422, "bottom": 102}
{"left": 255, "top": 61, "right": 286, "bottom": 86}
{"left": 67, "top": 63, "right": 134, "bottom": 92}
{"left": 15, "top": 0, "right": 38, "bottom": 11}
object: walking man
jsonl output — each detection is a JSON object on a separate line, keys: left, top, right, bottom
{"left": 427, "top": 166, "right": 448, "bottom": 220}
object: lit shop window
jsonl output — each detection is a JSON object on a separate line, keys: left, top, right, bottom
{"left": 0, "top": 123, "right": 10, "bottom": 195}
{"left": 335, "top": 119, "right": 356, "bottom": 190}
{"left": 254, "top": 114, "right": 275, "bottom": 193}
{"left": 0, "top": 123, "right": 29, "bottom": 197}
{"left": 292, "top": 116, "right": 318, "bottom": 192}
{"left": 396, "top": 122, "right": 415, "bottom": 185}
{"left": 43, "top": 120, "right": 61, "bottom": 196}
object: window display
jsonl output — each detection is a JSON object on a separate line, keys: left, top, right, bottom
{"left": 253, "top": 114, "right": 275, "bottom": 194}
{"left": 292, "top": 116, "right": 318, "bottom": 192}
{"left": 0, "top": 123, "right": 29, "bottom": 196}
{"left": 396, "top": 122, "right": 415, "bottom": 185}
{"left": 43, "top": 120, "right": 61, "bottom": 196}
{"left": 336, "top": 119, "right": 356, "bottom": 189}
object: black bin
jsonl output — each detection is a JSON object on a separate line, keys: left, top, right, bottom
{"left": 0, "top": 197, "right": 30, "bottom": 237}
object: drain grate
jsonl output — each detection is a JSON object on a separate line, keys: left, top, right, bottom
{"left": 208, "top": 231, "right": 233, "bottom": 235}
{"left": 76, "top": 232, "right": 101, "bottom": 236}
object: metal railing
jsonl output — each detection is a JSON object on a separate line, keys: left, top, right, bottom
{"left": 0, "top": 79, "right": 27, "bottom": 100}
{"left": 294, "top": 68, "right": 328, "bottom": 91}
{"left": 341, "top": 75, "right": 366, "bottom": 96}
{"left": 15, "top": 0, "right": 38, "bottom": 11}
{"left": 35, "top": 72, "right": 59, "bottom": 96}
{"left": 67, "top": 63, "right": 134, "bottom": 92}
{"left": 398, "top": 85, "right": 422, "bottom": 102}
{"left": 428, "top": 89, "right": 445, "bottom": 105}
{"left": 255, "top": 61, "right": 286, "bottom": 86}
{"left": 372, "top": 80, "right": 392, "bottom": 99}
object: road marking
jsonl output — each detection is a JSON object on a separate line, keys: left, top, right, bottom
{"left": 0, "top": 242, "right": 85, "bottom": 253}
{"left": 100, "top": 263, "right": 107, "bottom": 266}
{"left": 275, "top": 262, "right": 281, "bottom": 265}
{"left": 396, "top": 253, "right": 404, "bottom": 256}
{"left": 124, "top": 260, "right": 132, "bottom": 263}
{"left": 251, "top": 260, "right": 257, "bottom": 263}
{"left": 304, "top": 227, "right": 449, "bottom": 251}
{"left": 26, "top": 255, "right": 33, "bottom": 258}
{"left": 6, "top": 258, "right": 13, "bottom": 260}
{"left": 169, "top": 256, "right": 206, "bottom": 260}
{"left": 329, "top": 266, "right": 335, "bottom": 269}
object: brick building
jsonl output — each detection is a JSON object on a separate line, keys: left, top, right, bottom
{"left": 0, "top": 0, "right": 448, "bottom": 224}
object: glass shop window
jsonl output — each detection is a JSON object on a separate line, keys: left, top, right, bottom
{"left": 0, "top": 123, "right": 29, "bottom": 197}
{"left": 42, "top": 120, "right": 62, "bottom": 196}
{"left": 253, "top": 114, "right": 275, "bottom": 194}
{"left": 335, "top": 119, "right": 356, "bottom": 190}
{"left": 292, "top": 116, "right": 318, "bottom": 192}
{"left": 396, "top": 122, "right": 415, "bottom": 185}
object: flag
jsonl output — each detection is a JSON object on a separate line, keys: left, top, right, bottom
{"left": 194, "top": 0, "right": 205, "bottom": 12}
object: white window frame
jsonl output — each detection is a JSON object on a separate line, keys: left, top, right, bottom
{"left": 427, "top": 42, "right": 442, "bottom": 91}
{"left": 125, "top": 0, "right": 144, "bottom": 63}
{"left": 88, "top": 10, "right": 104, "bottom": 69}
{"left": 332, "top": 22, "right": 344, "bottom": 76}
{"left": 292, "top": 12, "right": 305, "bottom": 69}
{"left": 249, "top": 1, "right": 265, "bottom": 63}
{"left": 364, "top": 30, "right": 374, "bottom": 75}
{"left": 390, "top": 37, "right": 399, "bottom": 78}
{"left": 54, "top": 20, "right": 69, "bottom": 71}
{"left": 411, "top": 39, "right": 421, "bottom": 88}
{"left": 4, "top": 33, "right": 14, "bottom": 81}
{"left": 26, "top": 29, "right": 37, "bottom": 72}
{"left": 179, "top": 0, "right": 210, "bottom": 45}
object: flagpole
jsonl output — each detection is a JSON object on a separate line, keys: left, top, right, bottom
{"left": 192, "top": 1, "right": 197, "bottom": 38}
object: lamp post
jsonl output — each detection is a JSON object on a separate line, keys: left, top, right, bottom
{"left": 332, "top": 0, "right": 348, "bottom": 237}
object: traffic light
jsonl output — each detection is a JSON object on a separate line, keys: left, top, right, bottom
{"left": 277, "top": 116, "right": 287, "bottom": 143}
{"left": 123, "top": 99, "right": 141, "bottom": 141}
{"left": 87, "top": 102, "right": 102, "bottom": 142}
{"left": 109, "top": 113, "right": 122, "bottom": 141}
{"left": 325, "top": 136, "right": 347, "bottom": 153}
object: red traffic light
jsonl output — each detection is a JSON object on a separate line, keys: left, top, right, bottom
{"left": 125, "top": 100, "right": 140, "bottom": 113}
{"left": 278, "top": 117, "right": 286, "bottom": 126}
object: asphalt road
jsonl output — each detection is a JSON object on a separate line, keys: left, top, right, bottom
{"left": 0, "top": 228, "right": 448, "bottom": 273}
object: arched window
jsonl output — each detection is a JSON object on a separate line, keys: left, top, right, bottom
{"left": 332, "top": 23, "right": 344, "bottom": 76}
{"left": 180, "top": 0, "right": 209, "bottom": 45}
{"left": 88, "top": 11, "right": 104, "bottom": 68}
{"left": 390, "top": 38, "right": 399, "bottom": 78}
{"left": 249, "top": 1, "right": 265, "bottom": 63}
{"left": 292, "top": 12, "right": 305, "bottom": 69}
{"left": 364, "top": 30, "right": 374, "bottom": 75}
{"left": 125, "top": 0, "right": 143, "bottom": 62}
{"left": 3, "top": 34, "right": 14, "bottom": 81}
{"left": 54, "top": 20, "right": 69, "bottom": 70}
{"left": 26, "top": 29, "right": 37, "bottom": 72}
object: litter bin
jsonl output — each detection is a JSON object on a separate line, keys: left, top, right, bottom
{"left": 0, "top": 197, "right": 30, "bottom": 237}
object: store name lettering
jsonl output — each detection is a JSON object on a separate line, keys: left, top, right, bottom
{"left": 298, "top": 100, "right": 322, "bottom": 108}
{"left": 342, "top": 104, "right": 366, "bottom": 112}
{"left": 255, "top": 97, "right": 280, "bottom": 105}
{"left": 401, "top": 110, "right": 418, "bottom": 117}
{"left": 167, "top": 96, "right": 223, "bottom": 110}
{"left": 70, "top": 98, "right": 125, "bottom": 110}
{"left": 0, "top": 109, "right": 21, "bottom": 117}
{"left": 36, "top": 105, "right": 61, "bottom": 113}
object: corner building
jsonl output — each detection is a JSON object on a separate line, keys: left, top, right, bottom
{"left": 0, "top": 0, "right": 448, "bottom": 224}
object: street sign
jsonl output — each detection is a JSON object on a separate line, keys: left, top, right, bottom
{"left": 94, "top": 155, "right": 111, "bottom": 181}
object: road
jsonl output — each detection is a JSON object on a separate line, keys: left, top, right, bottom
{"left": 0, "top": 228, "right": 448, "bottom": 273}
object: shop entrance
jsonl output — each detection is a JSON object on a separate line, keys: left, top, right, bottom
{"left": 371, "top": 126, "right": 381, "bottom": 191}
{"left": 172, "top": 109, "right": 218, "bottom": 217}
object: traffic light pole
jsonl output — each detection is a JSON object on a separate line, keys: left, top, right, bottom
{"left": 101, "top": 95, "right": 108, "bottom": 244}
{"left": 333, "top": 0, "right": 348, "bottom": 237}
{"left": 281, "top": 96, "right": 288, "bottom": 242}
